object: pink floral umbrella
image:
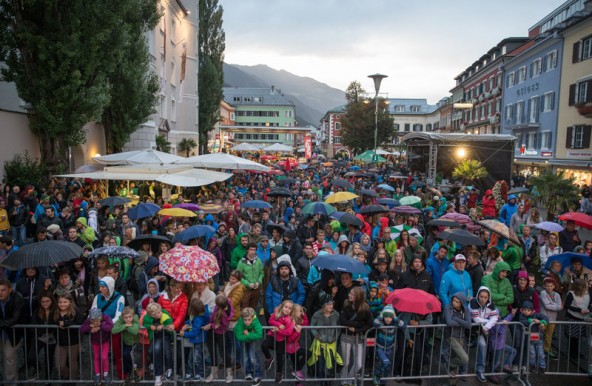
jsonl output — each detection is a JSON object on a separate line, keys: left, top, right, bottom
{"left": 440, "top": 212, "right": 480, "bottom": 233}
{"left": 159, "top": 245, "right": 220, "bottom": 282}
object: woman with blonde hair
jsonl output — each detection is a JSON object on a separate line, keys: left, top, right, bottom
{"left": 389, "top": 249, "right": 408, "bottom": 275}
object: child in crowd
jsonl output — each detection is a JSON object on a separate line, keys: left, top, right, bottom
{"left": 287, "top": 304, "right": 309, "bottom": 384}
{"left": 53, "top": 293, "right": 85, "bottom": 384}
{"left": 517, "top": 300, "right": 549, "bottom": 373}
{"left": 308, "top": 299, "right": 341, "bottom": 385}
{"left": 377, "top": 273, "right": 393, "bottom": 303}
{"left": 203, "top": 294, "right": 234, "bottom": 383}
{"left": 539, "top": 277, "right": 562, "bottom": 359}
{"left": 367, "top": 282, "right": 384, "bottom": 318}
{"left": 234, "top": 307, "right": 263, "bottom": 386}
{"left": 443, "top": 292, "right": 472, "bottom": 378}
{"left": 372, "top": 304, "right": 407, "bottom": 385}
{"left": 180, "top": 298, "right": 210, "bottom": 381}
{"left": 262, "top": 300, "right": 296, "bottom": 383}
{"left": 469, "top": 286, "right": 499, "bottom": 383}
{"left": 80, "top": 308, "right": 114, "bottom": 385}
{"left": 112, "top": 306, "right": 140, "bottom": 385}
{"left": 488, "top": 312, "right": 516, "bottom": 377}
{"left": 142, "top": 302, "right": 174, "bottom": 386}
{"left": 545, "top": 261, "right": 569, "bottom": 296}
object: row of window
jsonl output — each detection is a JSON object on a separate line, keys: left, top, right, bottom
{"left": 234, "top": 134, "right": 280, "bottom": 140}
{"left": 515, "top": 131, "right": 553, "bottom": 151}
{"left": 393, "top": 105, "right": 422, "bottom": 113}
{"left": 236, "top": 110, "right": 280, "bottom": 117}
{"left": 236, "top": 122, "right": 296, "bottom": 127}
{"left": 504, "top": 93, "right": 555, "bottom": 125}
{"left": 506, "top": 51, "right": 557, "bottom": 88}
{"left": 232, "top": 96, "right": 263, "bottom": 103}
{"left": 464, "top": 73, "right": 504, "bottom": 101}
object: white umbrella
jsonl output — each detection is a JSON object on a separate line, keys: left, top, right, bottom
{"left": 376, "top": 149, "right": 392, "bottom": 155}
{"left": 230, "top": 143, "right": 260, "bottom": 152}
{"left": 176, "top": 153, "right": 269, "bottom": 172}
{"left": 262, "top": 143, "right": 294, "bottom": 153}
{"left": 93, "top": 149, "right": 184, "bottom": 165}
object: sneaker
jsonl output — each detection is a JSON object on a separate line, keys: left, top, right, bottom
{"left": 539, "top": 367, "right": 546, "bottom": 374}
{"left": 488, "top": 375, "right": 501, "bottom": 384}
{"left": 165, "top": 369, "right": 173, "bottom": 381}
{"left": 529, "top": 365, "right": 537, "bottom": 374}
{"left": 448, "top": 368, "right": 457, "bottom": 378}
{"left": 245, "top": 374, "right": 253, "bottom": 381}
{"left": 502, "top": 365, "right": 513, "bottom": 374}
{"left": 27, "top": 370, "right": 38, "bottom": 381}
{"left": 265, "top": 358, "right": 274, "bottom": 371}
{"left": 477, "top": 372, "right": 486, "bottom": 383}
{"left": 252, "top": 377, "right": 261, "bottom": 386}
{"left": 292, "top": 370, "right": 305, "bottom": 381}
{"left": 133, "top": 368, "right": 142, "bottom": 382}
{"left": 184, "top": 374, "right": 194, "bottom": 380}
{"left": 194, "top": 375, "right": 203, "bottom": 381}
{"left": 155, "top": 376, "right": 163, "bottom": 386}
{"left": 104, "top": 374, "right": 112, "bottom": 384}
{"left": 94, "top": 374, "right": 101, "bottom": 386}
{"left": 511, "top": 365, "right": 519, "bottom": 373}
{"left": 548, "top": 351, "right": 558, "bottom": 360}
{"left": 373, "top": 374, "right": 381, "bottom": 385}
{"left": 275, "top": 372, "right": 282, "bottom": 383}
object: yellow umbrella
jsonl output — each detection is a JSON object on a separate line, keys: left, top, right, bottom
{"left": 200, "top": 204, "right": 224, "bottom": 214}
{"left": 158, "top": 208, "right": 197, "bottom": 217}
{"left": 324, "top": 192, "right": 359, "bottom": 204}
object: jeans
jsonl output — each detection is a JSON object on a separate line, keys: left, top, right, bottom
{"left": 122, "top": 343, "right": 140, "bottom": 376}
{"left": 11, "top": 225, "right": 26, "bottom": 247}
{"left": 340, "top": 339, "right": 365, "bottom": 379}
{"left": 242, "top": 342, "right": 262, "bottom": 378}
{"left": 150, "top": 333, "right": 172, "bottom": 377}
{"left": 475, "top": 335, "right": 488, "bottom": 374}
{"left": 186, "top": 343, "right": 205, "bottom": 378}
{"left": 491, "top": 345, "right": 516, "bottom": 371}
{"left": 374, "top": 346, "right": 394, "bottom": 377}
{"left": 529, "top": 340, "right": 546, "bottom": 368}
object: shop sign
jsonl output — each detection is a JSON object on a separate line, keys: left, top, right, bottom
{"left": 517, "top": 149, "right": 538, "bottom": 156}
{"left": 541, "top": 152, "right": 553, "bottom": 157}
{"left": 516, "top": 83, "right": 539, "bottom": 97}
{"left": 566, "top": 150, "right": 592, "bottom": 159}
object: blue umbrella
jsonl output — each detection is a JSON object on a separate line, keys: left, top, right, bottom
{"left": 350, "top": 165, "right": 361, "bottom": 171}
{"left": 302, "top": 201, "right": 336, "bottom": 216}
{"left": 544, "top": 252, "right": 592, "bottom": 273}
{"left": 173, "top": 225, "right": 216, "bottom": 244}
{"left": 329, "top": 211, "right": 347, "bottom": 221}
{"left": 127, "top": 202, "right": 161, "bottom": 220}
{"left": 311, "top": 254, "right": 370, "bottom": 274}
{"left": 377, "top": 184, "right": 395, "bottom": 192}
{"left": 100, "top": 196, "right": 131, "bottom": 208}
{"left": 241, "top": 200, "right": 272, "bottom": 209}
{"left": 535, "top": 222, "right": 564, "bottom": 233}
{"left": 377, "top": 198, "right": 400, "bottom": 207}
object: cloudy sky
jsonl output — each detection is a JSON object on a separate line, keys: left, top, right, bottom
{"left": 220, "top": 0, "right": 567, "bottom": 103}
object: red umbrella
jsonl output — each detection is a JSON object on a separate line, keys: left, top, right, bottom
{"left": 558, "top": 212, "right": 592, "bottom": 230}
{"left": 385, "top": 288, "right": 441, "bottom": 315}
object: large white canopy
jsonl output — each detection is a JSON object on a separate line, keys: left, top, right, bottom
{"left": 93, "top": 149, "right": 185, "bottom": 165}
{"left": 177, "top": 153, "right": 270, "bottom": 172}
{"left": 261, "top": 143, "right": 294, "bottom": 153}
{"left": 230, "top": 143, "right": 260, "bottom": 152}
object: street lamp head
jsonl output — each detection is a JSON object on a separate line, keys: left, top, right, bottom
{"left": 368, "top": 73, "right": 388, "bottom": 95}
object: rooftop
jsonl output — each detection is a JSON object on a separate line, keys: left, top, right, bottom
{"left": 223, "top": 87, "right": 295, "bottom": 107}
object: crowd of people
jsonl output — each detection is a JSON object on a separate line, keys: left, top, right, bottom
{"left": 0, "top": 160, "right": 591, "bottom": 386}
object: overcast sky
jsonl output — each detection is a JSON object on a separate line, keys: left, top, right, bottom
{"left": 220, "top": 0, "right": 567, "bottom": 104}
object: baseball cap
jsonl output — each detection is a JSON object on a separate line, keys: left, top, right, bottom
{"left": 454, "top": 254, "right": 466, "bottom": 262}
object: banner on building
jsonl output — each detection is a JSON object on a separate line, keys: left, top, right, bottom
{"left": 178, "top": 43, "right": 187, "bottom": 102}
{"left": 304, "top": 135, "right": 312, "bottom": 159}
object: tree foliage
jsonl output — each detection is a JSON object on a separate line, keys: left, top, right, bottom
{"left": 155, "top": 134, "right": 171, "bottom": 153}
{"left": 340, "top": 81, "right": 394, "bottom": 154}
{"left": 3, "top": 151, "right": 48, "bottom": 189}
{"left": 529, "top": 169, "right": 580, "bottom": 220}
{"left": 198, "top": 0, "right": 225, "bottom": 154}
{"left": 178, "top": 137, "right": 197, "bottom": 157}
{"left": 0, "top": 0, "right": 160, "bottom": 174}
{"left": 452, "top": 159, "right": 488, "bottom": 184}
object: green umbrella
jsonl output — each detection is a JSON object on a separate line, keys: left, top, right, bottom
{"left": 354, "top": 150, "right": 386, "bottom": 163}
{"left": 302, "top": 201, "right": 336, "bottom": 216}
{"left": 399, "top": 196, "right": 422, "bottom": 209}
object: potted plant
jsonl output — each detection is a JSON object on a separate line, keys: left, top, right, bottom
{"left": 575, "top": 102, "right": 592, "bottom": 118}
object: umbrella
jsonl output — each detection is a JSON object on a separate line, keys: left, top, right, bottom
{"left": 329, "top": 211, "right": 347, "bottom": 221}
{"left": 427, "top": 187, "right": 443, "bottom": 197}
{"left": 508, "top": 187, "right": 530, "bottom": 195}
{"left": 359, "top": 188, "right": 378, "bottom": 198}
{"left": 127, "top": 234, "right": 172, "bottom": 252}
{"left": 399, "top": 196, "right": 422, "bottom": 208}
{"left": 377, "top": 198, "right": 400, "bottom": 207}
{"left": 241, "top": 200, "right": 272, "bottom": 209}
{"left": 325, "top": 192, "right": 359, "bottom": 204}
{"left": 343, "top": 172, "right": 357, "bottom": 177}
{"left": 199, "top": 204, "right": 224, "bottom": 214}
{"left": 390, "top": 205, "right": 422, "bottom": 215}
{"left": 337, "top": 213, "right": 363, "bottom": 227}
{"left": 333, "top": 179, "right": 353, "bottom": 190}
{"left": 266, "top": 223, "right": 289, "bottom": 235}
{"left": 311, "top": 254, "right": 370, "bottom": 274}
{"left": 558, "top": 212, "right": 592, "bottom": 230}
{"left": 302, "top": 201, "right": 336, "bottom": 216}
{"left": 89, "top": 246, "right": 140, "bottom": 259}
{"left": 426, "top": 219, "right": 462, "bottom": 228}
{"left": 440, "top": 213, "right": 480, "bottom": 233}
{"left": 127, "top": 202, "right": 161, "bottom": 220}
{"left": 409, "top": 181, "right": 427, "bottom": 189}
{"left": 159, "top": 245, "right": 220, "bottom": 282}
{"left": 177, "top": 153, "right": 269, "bottom": 172}
{"left": 358, "top": 205, "right": 389, "bottom": 216}
{"left": 438, "top": 229, "right": 485, "bottom": 246}
{"left": 267, "top": 187, "right": 293, "bottom": 197}
{"left": 350, "top": 166, "right": 361, "bottom": 171}
{"left": 476, "top": 219, "right": 522, "bottom": 245}
{"left": 100, "top": 196, "right": 131, "bottom": 208}
{"left": 230, "top": 142, "right": 260, "bottom": 152}
{"left": 0, "top": 241, "right": 82, "bottom": 270}
{"left": 158, "top": 208, "right": 197, "bottom": 217}
{"left": 277, "top": 177, "right": 297, "bottom": 186}
{"left": 535, "top": 221, "right": 564, "bottom": 233}
{"left": 377, "top": 184, "right": 395, "bottom": 192}
{"left": 173, "top": 225, "right": 216, "bottom": 244}
{"left": 544, "top": 252, "right": 592, "bottom": 273}
{"left": 385, "top": 288, "right": 441, "bottom": 315}
{"left": 174, "top": 203, "right": 201, "bottom": 211}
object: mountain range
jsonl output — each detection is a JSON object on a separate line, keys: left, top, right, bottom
{"left": 223, "top": 63, "right": 346, "bottom": 127}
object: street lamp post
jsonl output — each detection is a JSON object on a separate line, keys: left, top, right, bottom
{"left": 368, "top": 73, "right": 387, "bottom": 162}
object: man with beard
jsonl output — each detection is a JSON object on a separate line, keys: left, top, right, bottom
{"left": 396, "top": 256, "right": 435, "bottom": 294}
{"left": 404, "top": 236, "right": 427, "bottom": 265}
{"left": 265, "top": 260, "right": 305, "bottom": 316}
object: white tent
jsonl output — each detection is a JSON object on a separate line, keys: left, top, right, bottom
{"left": 230, "top": 143, "right": 260, "bottom": 152}
{"left": 262, "top": 143, "right": 294, "bottom": 153}
{"left": 177, "top": 153, "right": 269, "bottom": 172}
{"left": 93, "top": 149, "right": 185, "bottom": 165}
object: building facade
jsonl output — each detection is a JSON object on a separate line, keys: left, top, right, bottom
{"left": 389, "top": 99, "right": 439, "bottom": 139}
{"left": 319, "top": 105, "right": 350, "bottom": 158}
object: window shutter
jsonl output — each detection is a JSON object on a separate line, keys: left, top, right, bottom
{"left": 506, "top": 75, "right": 510, "bottom": 86}
{"left": 573, "top": 41, "right": 581, "bottom": 63}
{"left": 534, "top": 97, "right": 540, "bottom": 122}
{"left": 540, "top": 95, "right": 545, "bottom": 112}
{"left": 584, "top": 125, "right": 592, "bottom": 148}
{"left": 566, "top": 127, "right": 573, "bottom": 148}
{"left": 569, "top": 84, "right": 576, "bottom": 106}
{"left": 536, "top": 133, "right": 542, "bottom": 149}
{"left": 550, "top": 92, "right": 555, "bottom": 110}
{"left": 529, "top": 63, "right": 534, "bottom": 78}
{"left": 552, "top": 52, "right": 557, "bottom": 68}
{"left": 542, "top": 57, "right": 547, "bottom": 72}
{"left": 586, "top": 80, "right": 592, "bottom": 103}
{"left": 526, "top": 100, "right": 531, "bottom": 122}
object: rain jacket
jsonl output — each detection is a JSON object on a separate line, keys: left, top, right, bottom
{"left": 310, "top": 308, "right": 340, "bottom": 343}
{"left": 80, "top": 314, "right": 113, "bottom": 344}
{"left": 498, "top": 195, "right": 518, "bottom": 226}
{"left": 266, "top": 313, "right": 294, "bottom": 342}
{"left": 265, "top": 264, "right": 305, "bottom": 314}
{"left": 439, "top": 265, "right": 473, "bottom": 306}
{"left": 469, "top": 286, "right": 499, "bottom": 332}
{"left": 76, "top": 217, "right": 96, "bottom": 245}
{"left": 426, "top": 255, "right": 448, "bottom": 294}
{"left": 138, "top": 256, "right": 165, "bottom": 297}
{"left": 481, "top": 261, "right": 514, "bottom": 317}
{"left": 111, "top": 314, "right": 140, "bottom": 345}
{"left": 208, "top": 298, "right": 234, "bottom": 335}
{"left": 158, "top": 291, "right": 188, "bottom": 332}
{"left": 183, "top": 309, "right": 210, "bottom": 344}
{"left": 502, "top": 244, "right": 523, "bottom": 271}
{"left": 481, "top": 190, "right": 497, "bottom": 218}
{"left": 91, "top": 276, "right": 125, "bottom": 323}
{"left": 230, "top": 233, "right": 249, "bottom": 270}
{"left": 443, "top": 292, "right": 472, "bottom": 339}
{"left": 234, "top": 315, "right": 263, "bottom": 343}
{"left": 142, "top": 309, "right": 174, "bottom": 340}
{"left": 373, "top": 314, "right": 406, "bottom": 349}
{"left": 237, "top": 255, "right": 264, "bottom": 288}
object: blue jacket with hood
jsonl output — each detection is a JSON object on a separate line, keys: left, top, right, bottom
{"left": 91, "top": 276, "right": 125, "bottom": 323}
{"left": 439, "top": 264, "right": 473, "bottom": 307}
{"left": 499, "top": 195, "right": 518, "bottom": 226}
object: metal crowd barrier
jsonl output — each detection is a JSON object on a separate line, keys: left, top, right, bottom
{"left": 1, "top": 321, "right": 590, "bottom": 384}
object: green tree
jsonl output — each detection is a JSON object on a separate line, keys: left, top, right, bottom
{"left": 155, "top": 134, "right": 171, "bottom": 153}
{"left": 102, "top": 1, "right": 161, "bottom": 154}
{"left": 3, "top": 151, "right": 48, "bottom": 189}
{"left": 178, "top": 137, "right": 197, "bottom": 157}
{"left": 452, "top": 159, "right": 488, "bottom": 184}
{"left": 0, "top": 0, "right": 147, "bottom": 175}
{"left": 340, "top": 81, "right": 394, "bottom": 154}
{"left": 529, "top": 169, "right": 580, "bottom": 220}
{"left": 198, "top": 0, "right": 225, "bottom": 154}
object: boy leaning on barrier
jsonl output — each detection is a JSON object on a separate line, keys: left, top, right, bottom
{"left": 517, "top": 300, "right": 549, "bottom": 374}
{"left": 469, "top": 286, "right": 499, "bottom": 383}
{"left": 372, "top": 304, "right": 408, "bottom": 385}
{"left": 443, "top": 292, "right": 472, "bottom": 380}
{"left": 539, "top": 277, "right": 562, "bottom": 359}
